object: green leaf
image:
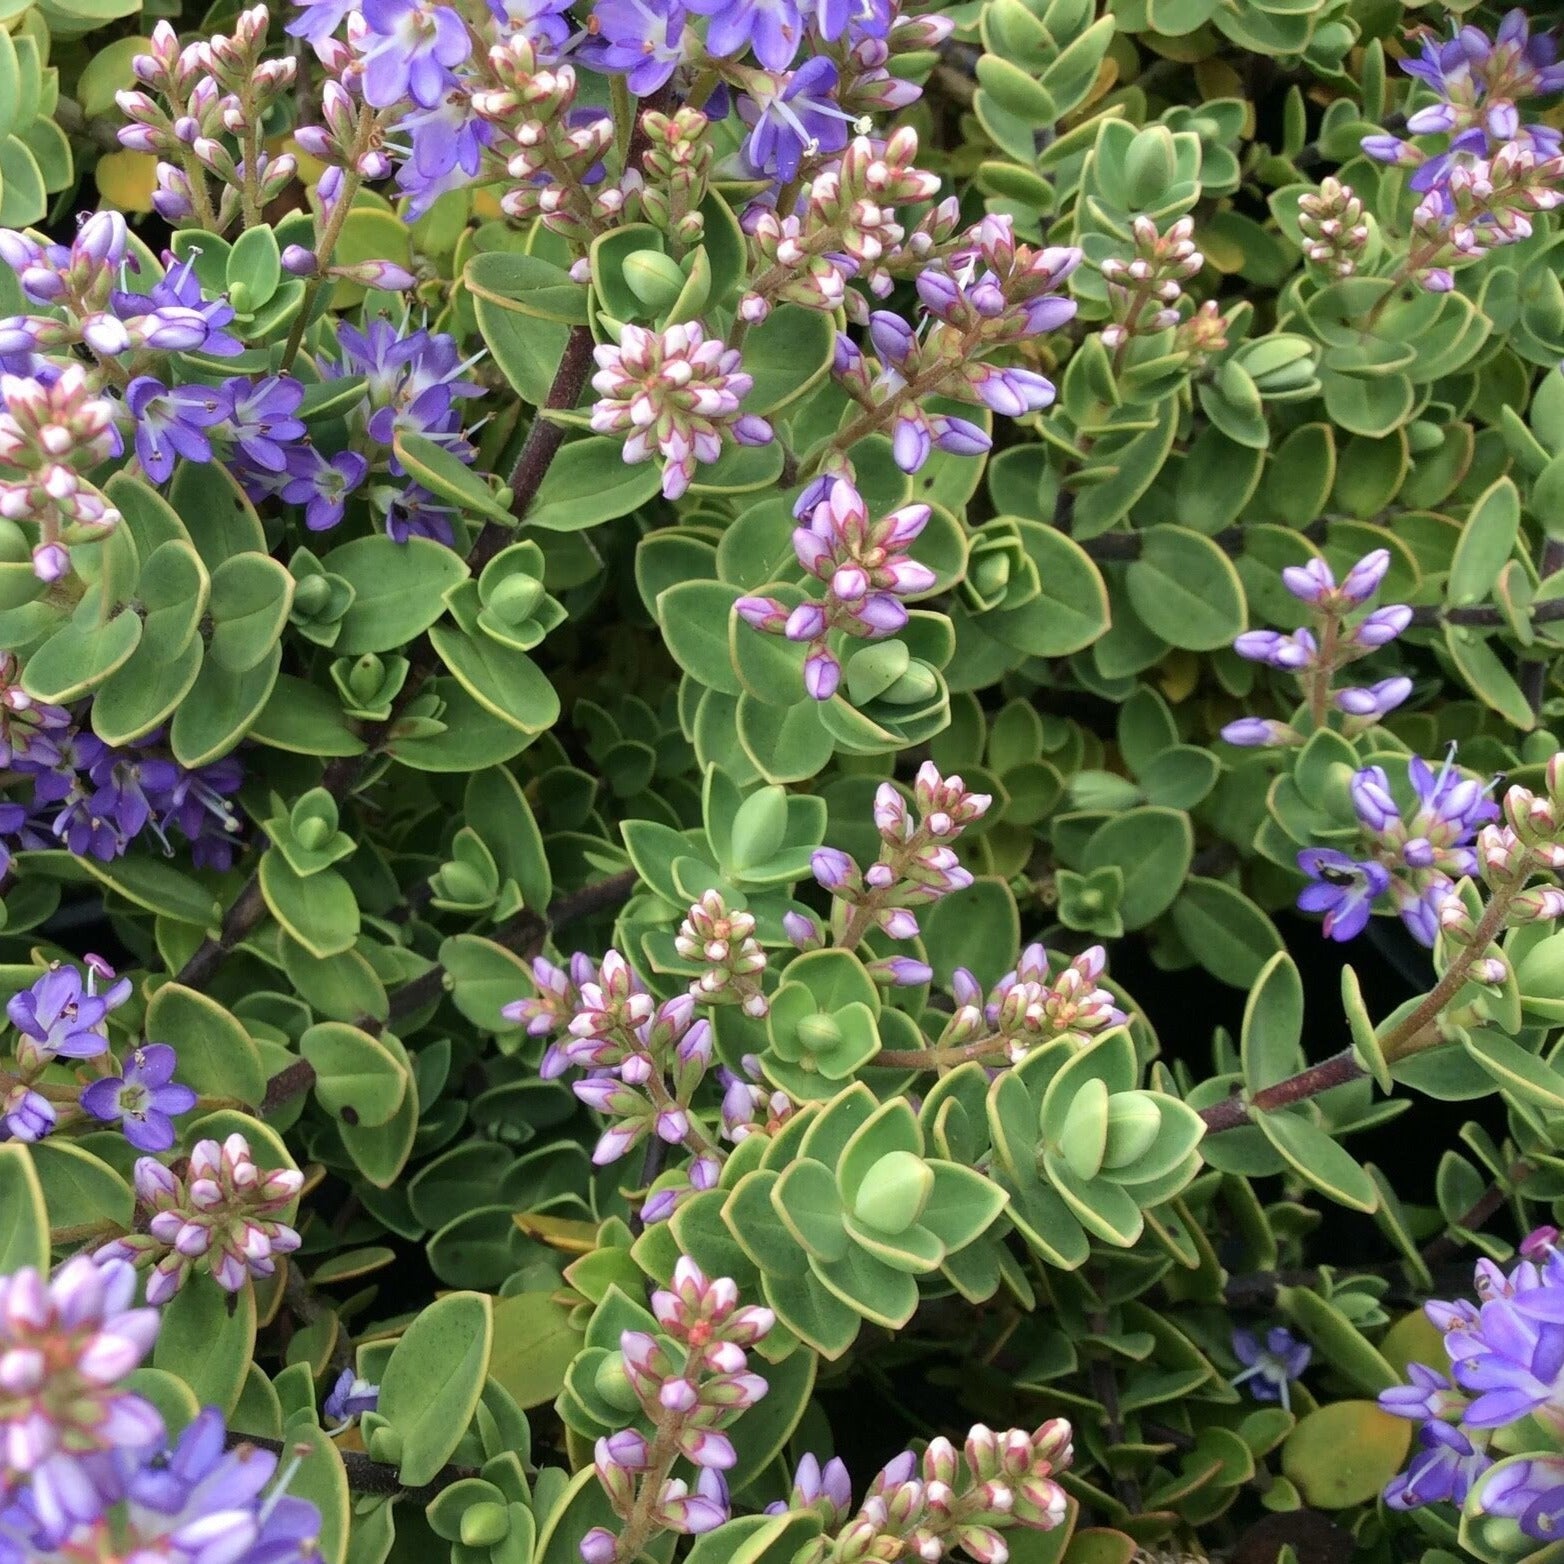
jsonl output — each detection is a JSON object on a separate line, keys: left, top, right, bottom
{"left": 377, "top": 1291, "right": 494, "bottom": 1486}
{"left": 300, "top": 1022, "right": 411, "bottom": 1128}
{"left": 0, "top": 1143, "right": 48, "bottom": 1273}
{"left": 1171, "top": 879, "right": 1283, "bottom": 989}
{"left": 1240, "top": 952, "right": 1305, "bottom": 1091}
{"left": 170, "top": 647, "right": 282, "bottom": 768}
{"left": 488, "top": 1292, "right": 584, "bottom": 1409}
{"left": 152, "top": 1278, "right": 257, "bottom": 1418}
{"left": 428, "top": 625, "right": 561, "bottom": 733}
{"left": 1255, "top": 1111, "right": 1379, "bottom": 1213}
{"left": 1080, "top": 807, "right": 1193, "bottom": 930}
{"left": 656, "top": 580, "right": 743, "bottom": 695}
{"left": 525, "top": 438, "right": 667, "bottom": 531}
{"left": 1443, "top": 620, "right": 1535, "bottom": 729}
{"left": 1447, "top": 476, "right": 1520, "bottom": 607}
{"left": 321, "top": 536, "right": 470, "bottom": 655}
{"left": 146, "top": 984, "right": 267, "bottom": 1106}
{"left": 259, "top": 853, "right": 360, "bottom": 959}
{"left": 29, "top": 1141, "right": 133, "bottom": 1235}
{"left": 921, "top": 879, "right": 1021, "bottom": 991}
{"left": 464, "top": 251, "right": 590, "bottom": 324}
{"left": 394, "top": 430, "right": 513, "bottom": 525}
{"left": 1125, "top": 527, "right": 1247, "bottom": 651}
{"left": 982, "top": 521, "right": 1110, "bottom": 657}
{"left": 207, "top": 554, "right": 295, "bottom": 673}
{"left": 22, "top": 610, "right": 143, "bottom": 703}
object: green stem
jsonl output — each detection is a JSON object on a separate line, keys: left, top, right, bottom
{"left": 278, "top": 109, "right": 377, "bottom": 373}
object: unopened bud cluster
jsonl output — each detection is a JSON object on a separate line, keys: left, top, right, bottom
{"left": 505, "top": 950, "right": 719, "bottom": 1171}
{"left": 943, "top": 944, "right": 1125, "bottom": 1065}
{"left": 115, "top": 9, "right": 298, "bottom": 226}
{"left": 1100, "top": 216, "right": 1204, "bottom": 353}
{"left": 811, "top": 763, "right": 990, "bottom": 945}
{"left": 677, "top": 891, "right": 769, "bottom": 1016}
{"left": 797, "top": 1421, "right": 1073, "bottom": 1564}
{"left": 583, "top": 1259, "right": 773, "bottom": 1562}
{"left": 97, "top": 1133, "right": 303, "bottom": 1301}
{"left": 1299, "top": 178, "right": 1370, "bottom": 277}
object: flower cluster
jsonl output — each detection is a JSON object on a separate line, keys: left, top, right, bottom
{"left": 1298, "top": 751, "right": 1499, "bottom": 945}
{"left": 1, "top": 961, "right": 193, "bottom": 1152}
{"left": 809, "top": 763, "right": 991, "bottom": 946}
{"left": 0, "top": 1255, "right": 323, "bottom": 1564}
{"left": 590, "top": 323, "right": 773, "bottom": 500}
{"left": 1362, "top": 10, "right": 1564, "bottom": 291}
{"left": 783, "top": 1420, "right": 1073, "bottom": 1564}
{"left": 1099, "top": 216, "right": 1205, "bottom": 358}
{"left": 1298, "top": 178, "right": 1371, "bottom": 278}
{"left": 937, "top": 943, "right": 1125, "bottom": 1067}
{"left": 826, "top": 217, "right": 1079, "bottom": 477}
{"left": 99, "top": 1133, "right": 304, "bottom": 1300}
{"left": 583, "top": 1258, "right": 773, "bottom": 1561}
{"left": 1224, "top": 548, "right": 1414, "bottom": 747}
{"left": 677, "top": 890, "right": 770, "bottom": 1016}
{"left": 0, "top": 1258, "right": 161, "bottom": 1506}
{"left": 0, "top": 698, "right": 244, "bottom": 871}
{"left": 736, "top": 478, "right": 936, "bottom": 701}
{"left": 504, "top": 949, "right": 722, "bottom": 1180}
{"left": 1378, "top": 1236, "right": 1564, "bottom": 1539}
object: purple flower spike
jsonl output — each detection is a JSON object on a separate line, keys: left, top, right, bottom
{"left": 80, "top": 1044, "right": 198, "bottom": 1151}
{"left": 358, "top": 0, "right": 472, "bottom": 108}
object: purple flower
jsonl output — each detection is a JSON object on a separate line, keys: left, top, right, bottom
{"left": 1384, "top": 1420, "right": 1492, "bottom": 1511}
{"left": 323, "top": 1369, "right": 380, "bottom": 1425}
{"left": 112, "top": 253, "right": 243, "bottom": 358}
{"left": 686, "top": 0, "right": 801, "bottom": 70}
{"left": 0, "top": 1404, "right": 326, "bottom": 1562}
{"left": 8, "top": 964, "right": 129, "bottom": 1062}
{"left": 0, "top": 1085, "right": 54, "bottom": 1142}
{"left": 281, "top": 447, "right": 369, "bottom": 532}
{"left": 218, "top": 376, "right": 308, "bottom": 477}
{"left": 1231, "top": 1326, "right": 1311, "bottom": 1411}
{"left": 0, "top": 1259, "right": 162, "bottom": 1506}
{"left": 578, "top": 0, "right": 688, "bottom": 96}
{"left": 123, "top": 378, "right": 232, "bottom": 485}
{"left": 80, "top": 1044, "right": 198, "bottom": 1152}
{"left": 287, "top": 0, "right": 358, "bottom": 44}
{"left": 1295, "top": 848, "right": 1390, "bottom": 941}
{"left": 358, "top": 0, "right": 472, "bottom": 108}
{"left": 742, "top": 58, "right": 854, "bottom": 181}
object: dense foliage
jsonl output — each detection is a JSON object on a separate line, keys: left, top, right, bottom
{"left": 8, "top": 0, "right": 1564, "bottom": 1560}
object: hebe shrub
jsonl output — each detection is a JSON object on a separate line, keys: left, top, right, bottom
{"left": 8, "top": 0, "right": 1564, "bottom": 1559}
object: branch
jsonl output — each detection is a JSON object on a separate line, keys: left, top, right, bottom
{"left": 1419, "top": 1158, "right": 1533, "bottom": 1267}
{"left": 1198, "top": 1046, "right": 1365, "bottom": 1135}
{"left": 223, "top": 1429, "right": 481, "bottom": 1503}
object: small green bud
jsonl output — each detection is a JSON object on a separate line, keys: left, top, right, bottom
{"left": 594, "top": 1352, "right": 641, "bottom": 1412}
{"left": 1101, "top": 1091, "right": 1163, "bottom": 1170}
{"left": 434, "top": 861, "right": 492, "bottom": 905}
{"left": 853, "top": 1150, "right": 934, "bottom": 1236}
{"left": 294, "top": 817, "right": 330, "bottom": 851}
{"left": 228, "top": 281, "right": 253, "bottom": 313}
{"left": 347, "top": 654, "right": 386, "bottom": 703}
{"left": 368, "top": 1424, "right": 403, "bottom": 1465}
{"left": 460, "top": 1503, "right": 511, "bottom": 1548}
{"left": 293, "top": 573, "right": 332, "bottom": 617}
{"left": 1057, "top": 1077, "right": 1109, "bottom": 1182}
{"left": 795, "top": 1012, "right": 843, "bottom": 1058}
{"left": 845, "top": 641, "right": 911, "bottom": 706}
{"left": 1518, "top": 933, "right": 1564, "bottom": 1000}
{"left": 622, "top": 249, "right": 687, "bottom": 310}
{"left": 971, "top": 550, "right": 1010, "bottom": 598}
{"left": 486, "top": 574, "right": 546, "bottom": 624}
{"left": 878, "top": 661, "right": 939, "bottom": 707}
